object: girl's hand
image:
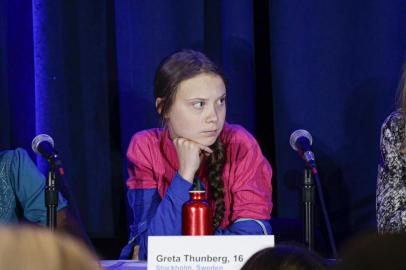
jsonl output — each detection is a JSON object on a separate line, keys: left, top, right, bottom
{"left": 173, "top": 138, "right": 213, "bottom": 182}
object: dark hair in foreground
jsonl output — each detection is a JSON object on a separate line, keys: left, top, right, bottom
{"left": 240, "top": 245, "right": 326, "bottom": 270}
{"left": 333, "top": 232, "right": 406, "bottom": 270}
{"left": 153, "top": 49, "right": 226, "bottom": 229}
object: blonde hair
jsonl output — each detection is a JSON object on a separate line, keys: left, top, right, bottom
{"left": 0, "top": 226, "right": 102, "bottom": 270}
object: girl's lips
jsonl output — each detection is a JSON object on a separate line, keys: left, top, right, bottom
{"left": 201, "top": 130, "right": 218, "bottom": 136}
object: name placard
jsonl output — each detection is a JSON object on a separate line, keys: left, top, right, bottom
{"left": 148, "top": 235, "right": 274, "bottom": 270}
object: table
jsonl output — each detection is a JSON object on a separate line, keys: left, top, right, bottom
{"left": 100, "top": 260, "right": 147, "bottom": 270}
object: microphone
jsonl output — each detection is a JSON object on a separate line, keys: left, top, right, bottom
{"left": 32, "top": 134, "right": 64, "bottom": 175}
{"left": 289, "top": 129, "right": 317, "bottom": 170}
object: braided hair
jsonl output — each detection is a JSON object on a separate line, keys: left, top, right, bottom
{"left": 207, "top": 139, "right": 226, "bottom": 229}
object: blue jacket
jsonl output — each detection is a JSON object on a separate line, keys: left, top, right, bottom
{"left": 120, "top": 173, "right": 272, "bottom": 260}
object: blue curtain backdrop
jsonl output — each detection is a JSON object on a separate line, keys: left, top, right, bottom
{"left": 115, "top": 0, "right": 256, "bottom": 149}
{"left": 1, "top": 0, "right": 406, "bottom": 258}
{"left": 271, "top": 0, "right": 406, "bottom": 244}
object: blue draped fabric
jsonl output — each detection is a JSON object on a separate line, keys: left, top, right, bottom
{"left": 271, "top": 0, "right": 406, "bottom": 244}
{"left": 2, "top": 0, "right": 406, "bottom": 258}
{"left": 114, "top": 0, "right": 256, "bottom": 151}
{"left": 1, "top": 0, "right": 35, "bottom": 149}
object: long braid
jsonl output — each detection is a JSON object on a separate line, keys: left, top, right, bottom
{"left": 207, "top": 139, "right": 226, "bottom": 229}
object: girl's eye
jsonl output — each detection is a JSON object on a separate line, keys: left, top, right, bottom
{"left": 193, "top": 101, "right": 204, "bottom": 109}
{"left": 218, "top": 96, "right": 226, "bottom": 105}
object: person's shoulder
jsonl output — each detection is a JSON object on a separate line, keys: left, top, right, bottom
{"left": 127, "top": 128, "right": 166, "bottom": 164}
{"left": 220, "top": 123, "right": 257, "bottom": 146}
{"left": 127, "top": 128, "right": 165, "bottom": 157}
{"left": 0, "top": 148, "right": 30, "bottom": 161}
{"left": 382, "top": 110, "right": 404, "bottom": 133}
{"left": 0, "top": 149, "right": 13, "bottom": 165}
{"left": 130, "top": 128, "right": 164, "bottom": 145}
{"left": 0, "top": 148, "right": 34, "bottom": 177}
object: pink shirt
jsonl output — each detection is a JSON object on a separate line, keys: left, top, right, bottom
{"left": 126, "top": 123, "right": 273, "bottom": 228}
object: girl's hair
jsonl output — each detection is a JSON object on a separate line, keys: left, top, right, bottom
{"left": 154, "top": 49, "right": 226, "bottom": 229}
{"left": 0, "top": 226, "right": 102, "bottom": 270}
{"left": 207, "top": 139, "right": 226, "bottom": 229}
{"left": 399, "top": 62, "right": 406, "bottom": 153}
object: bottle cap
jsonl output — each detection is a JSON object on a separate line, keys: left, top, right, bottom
{"left": 190, "top": 177, "right": 205, "bottom": 193}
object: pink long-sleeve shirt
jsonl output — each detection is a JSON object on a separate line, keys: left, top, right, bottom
{"left": 127, "top": 122, "right": 273, "bottom": 228}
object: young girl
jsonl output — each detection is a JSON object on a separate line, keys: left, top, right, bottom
{"left": 120, "top": 49, "right": 273, "bottom": 260}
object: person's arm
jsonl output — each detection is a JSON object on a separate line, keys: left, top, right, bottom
{"left": 214, "top": 219, "right": 272, "bottom": 235}
{"left": 10, "top": 149, "right": 91, "bottom": 246}
{"left": 120, "top": 173, "right": 192, "bottom": 260}
{"left": 10, "top": 148, "right": 68, "bottom": 225}
{"left": 121, "top": 132, "right": 212, "bottom": 260}
{"left": 377, "top": 114, "right": 406, "bottom": 232}
{"left": 219, "top": 130, "right": 273, "bottom": 235}
{"left": 56, "top": 207, "right": 94, "bottom": 249}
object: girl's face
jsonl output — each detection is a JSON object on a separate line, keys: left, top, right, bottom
{"left": 161, "top": 73, "right": 226, "bottom": 146}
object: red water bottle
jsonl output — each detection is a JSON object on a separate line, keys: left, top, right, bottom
{"left": 182, "top": 178, "right": 213, "bottom": 235}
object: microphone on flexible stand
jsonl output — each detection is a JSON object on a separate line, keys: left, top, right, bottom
{"left": 31, "top": 134, "right": 63, "bottom": 230}
{"left": 32, "top": 134, "right": 64, "bottom": 176}
{"left": 289, "top": 129, "right": 338, "bottom": 259}
{"left": 289, "top": 129, "right": 317, "bottom": 174}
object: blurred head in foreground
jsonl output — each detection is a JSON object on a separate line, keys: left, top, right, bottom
{"left": 0, "top": 225, "right": 102, "bottom": 270}
{"left": 241, "top": 244, "right": 326, "bottom": 270}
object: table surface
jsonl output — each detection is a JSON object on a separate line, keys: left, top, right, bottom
{"left": 100, "top": 260, "right": 147, "bottom": 270}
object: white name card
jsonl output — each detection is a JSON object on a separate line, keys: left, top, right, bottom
{"left": 148, "top": 235, "right": 274, "bottom": 270}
